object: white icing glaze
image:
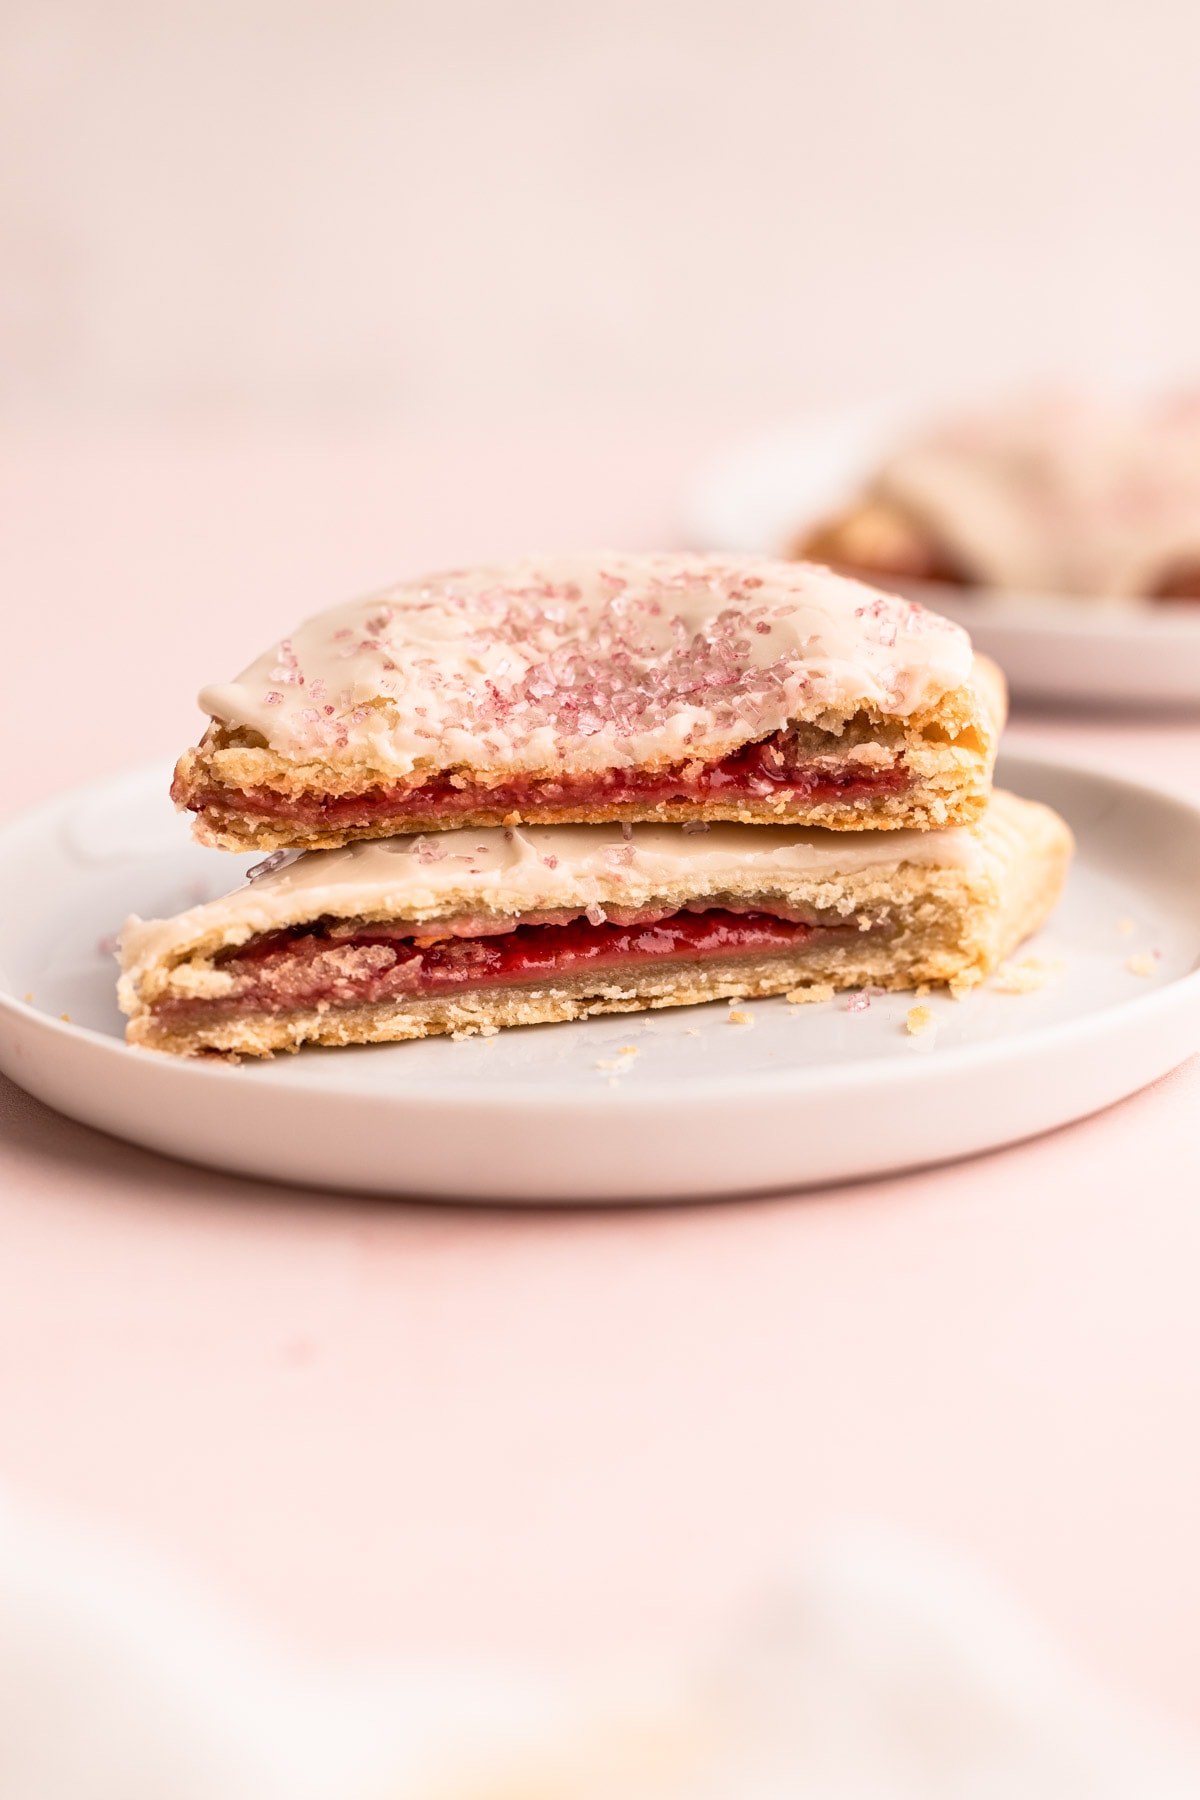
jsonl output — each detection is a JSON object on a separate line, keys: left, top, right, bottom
{"left": 120, "top": 812, "right": 987, "bottom": 977}
{"left": 197, "top": 553, "right": 973, "bottom": 779}
{"left": 877, "top": 393, "right": 1200, "bottom": 598}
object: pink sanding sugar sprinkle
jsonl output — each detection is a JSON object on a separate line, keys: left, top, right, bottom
{"left": 267, "top": 558, "right": 967, "bottom": 768}
{"left": 846, "top": 985, "right": 886, "bottom": 1013}
{"left": 270, "top": 638, "right": 305, "bottom": 685}
{"left": 585, "top": 903, "right": 607, "bottom": 926}
{"left": 360, "top": 572, "right": 801, "bottom": 756}
{"left": 542, "top": 855, "right": 558, "bottom": 869}
{"left": 264, "top": 691, "right": 283, "bottom": 706}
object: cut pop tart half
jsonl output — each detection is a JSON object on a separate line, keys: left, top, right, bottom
{"left": 172, "top": 553, "right": 1005, "bottom": 851}
{"left": 119, "top": 791, "right": 1070, "bottom": 1058}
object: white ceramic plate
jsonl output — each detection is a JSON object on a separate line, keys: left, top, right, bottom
{"left": 686, "top": 413, "right": 1200, "bottom": 707}
{"left": 1, "top": 755, "right": 1197, "bottom": 1203}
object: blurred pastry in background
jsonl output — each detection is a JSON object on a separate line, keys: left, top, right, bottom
{"left": 794, "top": 393, "right": 1200, "bottom": 602}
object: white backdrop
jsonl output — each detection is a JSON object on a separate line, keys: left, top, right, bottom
{"left": 2, "top": 0, "right": 1198, "bottom": 422}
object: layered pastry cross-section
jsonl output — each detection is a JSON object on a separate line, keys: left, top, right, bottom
{"left": 172, "top": 553, "right": 1005, "bottom": 851}
{"left": 119, "top": 791, "right": 1072, "bottom": 1057}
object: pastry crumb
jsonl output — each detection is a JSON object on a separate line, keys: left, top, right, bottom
{"left": 785, "top": 983, "right": 835, "bottom": 1005}
{"left": 618, "top": 1045, "right": 639, "bottom": 1055}
{"left": 991, "top": 956, "right": 1065, "bottom": 995}
{"left": 728, "top": 1009, "right": 754, "bottom": 1026}
{"left": 1125, "top": 951, "right": 1158, "bottom": 977}
{"left": 596, "top": 1046, "right": 639, "bottom": 1070}
{"left": 685, "top": 1027, "right": 701, "bottom": 1036}
{"left": 23, "top": 992, "right": 33, "bottom": 1004}
{"left": 914, "top": 982, "right": 931, "bottom": 998}
{"left": 905, "top": 1004, "right": 934, "bottom": 1036}
{"left": 59, "top": 1012, "right": 71, "bottom": 1024}
{"left": 948, "top": 971, "right": 983, "bottom": 999}
{"left": 1118, "top": 916, "right": 1137, "bottom": 936}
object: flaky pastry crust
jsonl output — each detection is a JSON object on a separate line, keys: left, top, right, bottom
{"left": 174, "top": 657, "right": 1006, "bottom": 852}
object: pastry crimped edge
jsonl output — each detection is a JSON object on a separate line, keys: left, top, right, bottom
{"left": 173, "top": 656, "right": 1007, "bottom": 852}
{"left": 120, "top": 788, "right": 1070, "bottom": 1058}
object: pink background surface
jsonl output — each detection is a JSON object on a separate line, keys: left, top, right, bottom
{"left": 6, "top": 3, "right": 1200, "bottom": 423}
{"left": 2, "top": 424, "right": 1200, "bottom": 1734}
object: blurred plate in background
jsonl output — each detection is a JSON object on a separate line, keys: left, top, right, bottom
{"left": 687, "top": 413, "right": 1200, "bottom": 708}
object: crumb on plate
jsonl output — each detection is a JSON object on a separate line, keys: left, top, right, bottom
{"left": 905, "top": 1004, "right": 934, "bottom": 1036}
{"left": 785, "top": 983, "right": 835, "bottom": 1006}
{"left": 1125, "top": 951, "right": 1158, "bottom": 977}
{"left": 728, "top": 1009, "right": 754, "bottom": 1026}
{"left": 991, "top": 956, "right": 1065, "bottom": 995}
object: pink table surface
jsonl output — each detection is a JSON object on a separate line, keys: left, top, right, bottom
{"left": 3, "top": 424, "right": 1200, "bottom": 1727}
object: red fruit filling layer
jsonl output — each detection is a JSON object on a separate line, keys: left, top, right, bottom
{"left": 181, "top": 733, "right": 910, "bottom": 829}
{"left": 155, "top": 906, "right": 862, "bottom": 1026}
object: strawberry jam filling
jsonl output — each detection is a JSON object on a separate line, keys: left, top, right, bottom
{"left": 183, "top": 733, "right": 910, "bottom": 829}
{"left": 156, "top": 906, "right": 862, "bottom": 1026}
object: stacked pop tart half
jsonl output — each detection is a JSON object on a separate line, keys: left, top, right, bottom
{"left": 119, "top": 554, "right": 1071, "bottom": 1056}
